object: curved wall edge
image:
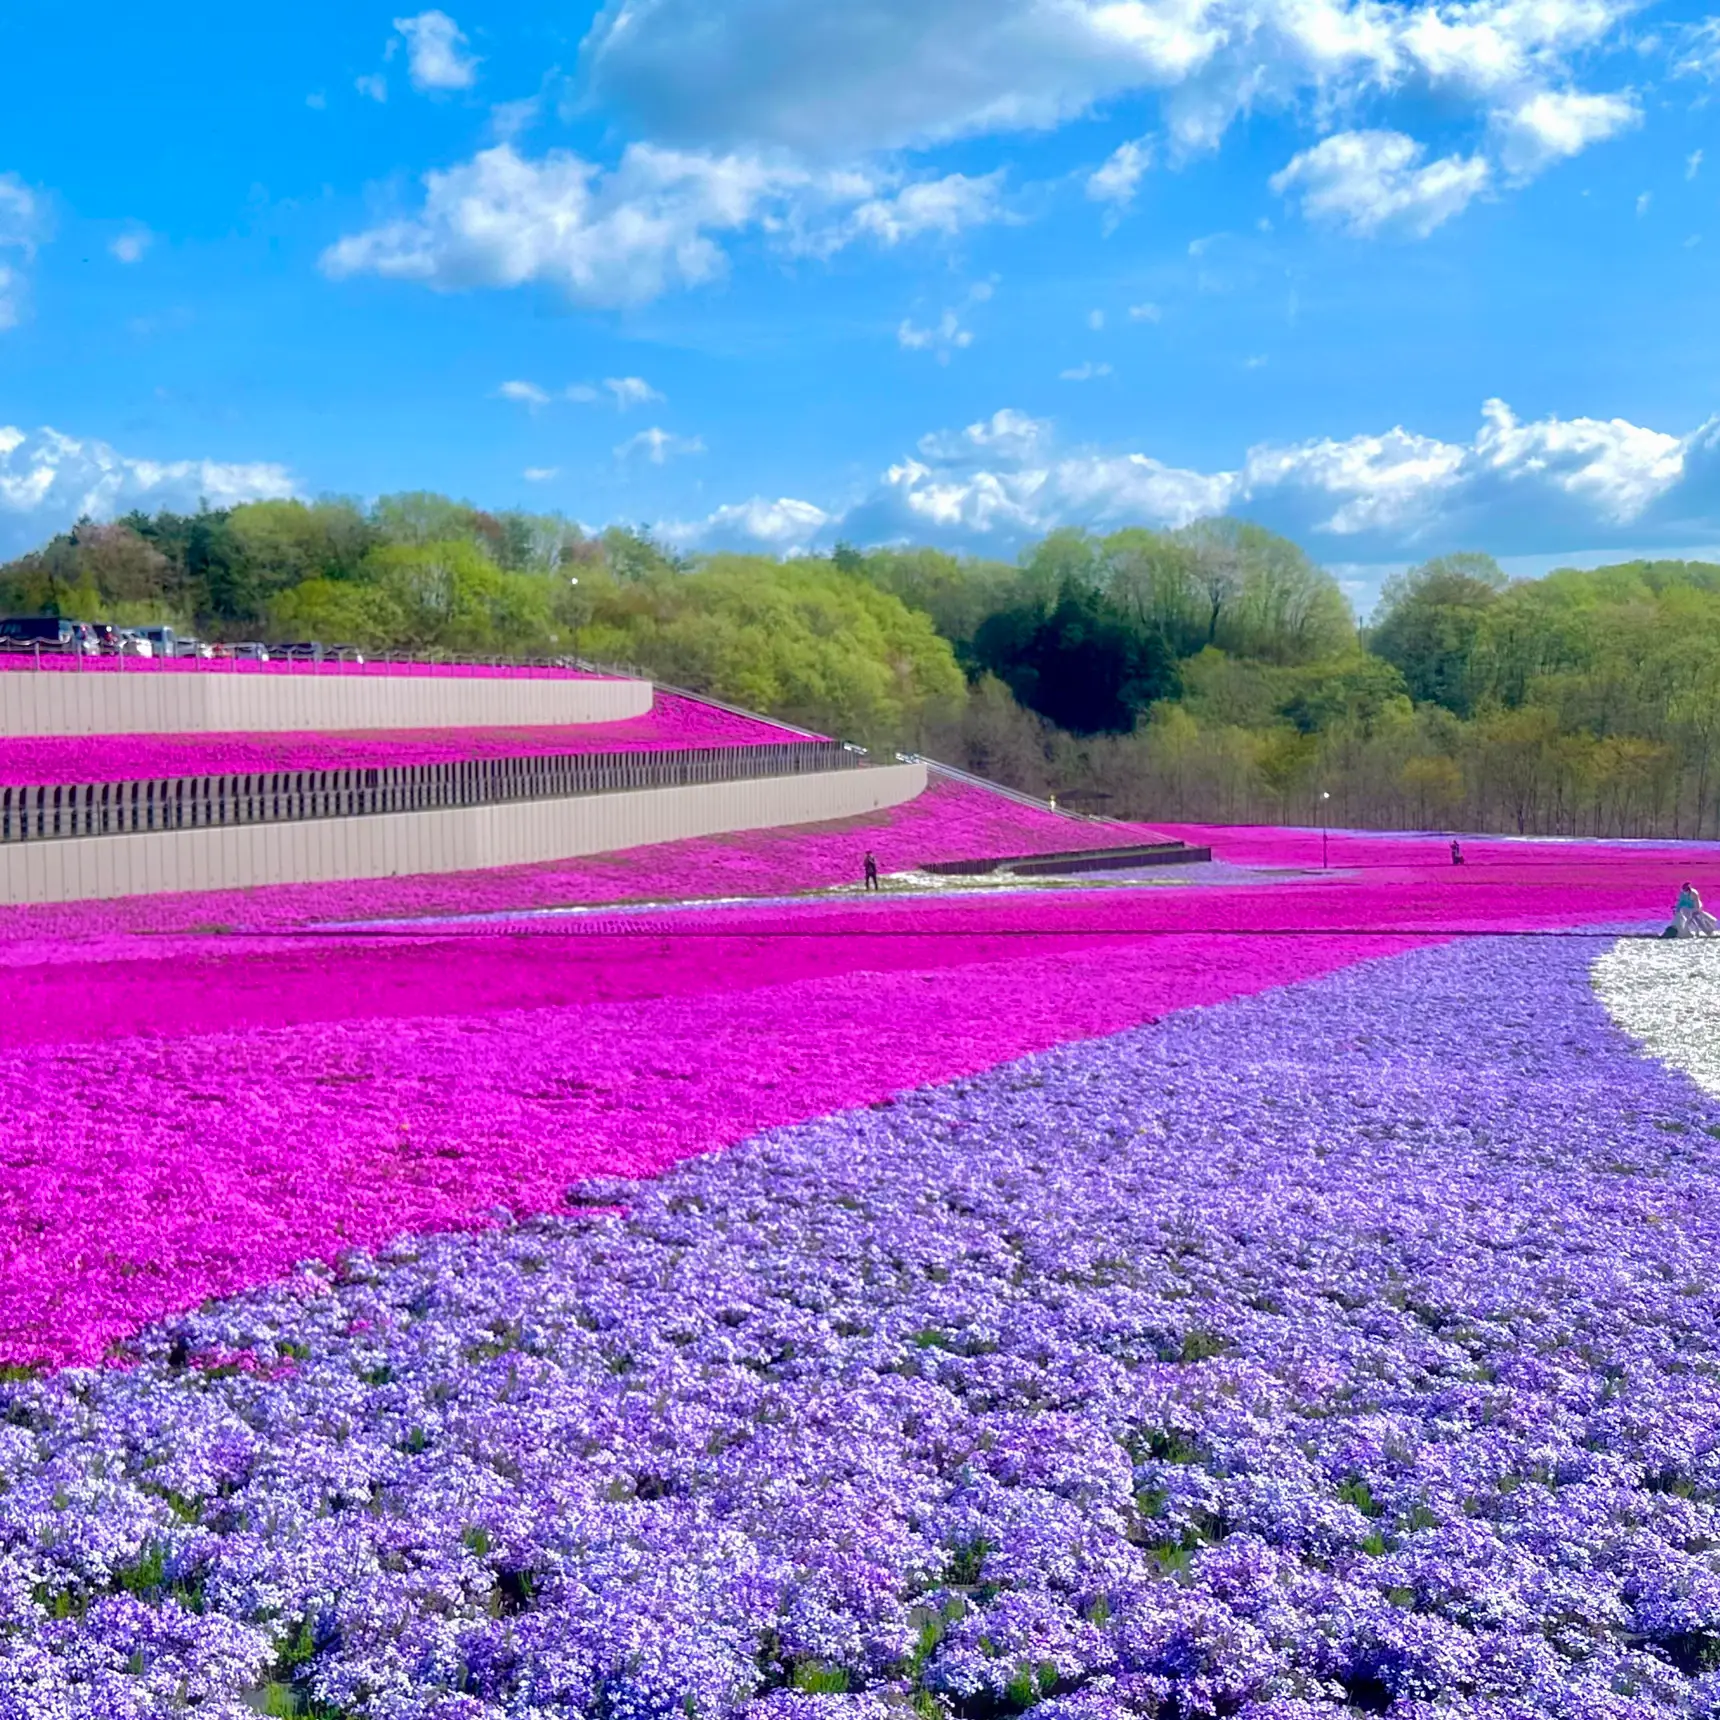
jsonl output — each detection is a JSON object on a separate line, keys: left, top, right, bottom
{"left": 0, "top": 762, "right": 928, "bottom": 904}
{"left": 0, "top": 672, "right": 652, "bottom": 737}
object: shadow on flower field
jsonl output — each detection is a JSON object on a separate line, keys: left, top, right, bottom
{"left": 4, "top": 816, "right": 1720, "bottom": 1714}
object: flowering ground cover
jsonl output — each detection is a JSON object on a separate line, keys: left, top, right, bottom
{"left": 0, "top": 826, "right": 1706, "bottom": 1369}
{"left": 7, "top": 931, "right": 1720, "bottom": 1715}
{"left": 0, "top": 776, "right": 1169, "bottom": 938}
{"left": 0, "top": 693, "right": 803, "bottom": 787}
{"left": 7, "top": 791, "right": 1720, "bottom": 1714}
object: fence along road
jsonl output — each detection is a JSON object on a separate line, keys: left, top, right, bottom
{"left": 0, "top": 741, "right": 862, "bottom": 844}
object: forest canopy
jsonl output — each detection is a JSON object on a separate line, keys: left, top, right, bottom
{"left": 5, "top": 496, "right": 1720, "bottom": 840}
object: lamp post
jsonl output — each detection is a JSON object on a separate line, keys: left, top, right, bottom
{"left": 1319, "top": 790, "right": 1331, "bottom": 869}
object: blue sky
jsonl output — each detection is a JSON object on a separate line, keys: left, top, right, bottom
{"left": 2, "top": 0, "right": 1719, "bottom": 607}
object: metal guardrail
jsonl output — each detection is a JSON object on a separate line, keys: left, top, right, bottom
{"left": 0, "top": 640, "right": 598, "bottom": 677}
{"left": 0, "top": 740, "right": 861, "bottom": 844}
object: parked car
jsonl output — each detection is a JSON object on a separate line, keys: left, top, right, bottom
{"left": 274, "top": 641, "right": 324, "bottom": 662}
{"left": 0, "top": 616, "right": 77, "bottom": 647}
{"left": 116, "top": 629, "right": 155, "bottom": 658}
{"left": 172, "top": 637, "right": 213, "bottom": 658}
{"left": 141, "top": 626, "right": 178, "bottom": 658}
{"left": 87, "top": 623, "right": 124, "bottom": 654}
{"left": 227, "top": 642, "right": 270, "bottom": 662}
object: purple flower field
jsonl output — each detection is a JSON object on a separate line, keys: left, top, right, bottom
{"left": 5, "top": 934, "right": 1720, "bottom": 1719}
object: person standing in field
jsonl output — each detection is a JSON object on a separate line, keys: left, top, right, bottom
{"left": 863, "top": 852, "right": 880, "bottom": 892}
{"left": 1450, "top": 839, "right": 1465, "bottom": 867}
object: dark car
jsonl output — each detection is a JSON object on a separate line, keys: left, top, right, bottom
{"left": 0, "top": 616, "right": 76, "bottom": 645}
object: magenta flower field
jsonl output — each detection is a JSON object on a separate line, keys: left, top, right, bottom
{"left": 0, "top": 776, "right": 1170, "bottom": 941}
{"left": 4, "top": 790, "right": 1720, "bottom": 1715}
{"left": 0, "top": 692, "right": 803, "bottom": 786}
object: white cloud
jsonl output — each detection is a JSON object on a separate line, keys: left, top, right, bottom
{"left": 109, "top": 230, "right": 153, "bottom": 265}
{"left": 306, "top": 91, "right": 328, "bottom": 110}
{"left": 1087, "top": 138, "right": 1152, "bottom": 208}
{"left": 1688, "top": 149, "right": 1705, "bottom": 181}
{"left": 496, "top": 379, "right": 551, "bottom": 406}
{"left": 898, "top": 308, "right": 974, "bottom": 362}
{"left": 581, "top": 0, "right": 1639, "bottom": 153}
{"left": 523, "top": 466, "right": 559, "bottom": 482}
{"left": 0, "top": 265, "right": 23, "bottom": 332}
{"left": 581, "top": 0, "right": 1225, "bottom": 156}
{"left": 616, "top": 426, "right": 705, "bottom": 464}
{"left": 669, "top": 495, "right": 833, "bottom": 552}
{"left": 394, "top": 10, "right": 480, "bottom": 92}
{"left": 577, "top": 0, "right": 1643, "bottom": 239}
{"left": 0, "top": 173, "right": 46, "bottom": 330}
{"left": 0, "top": 426, "right": 296, "bottom": 555}
{"left": 1674, "top": 18, "right": 1720, "bottom": 81}
{"left": 356, "top": 74, "right": 388, "bottom": 103}
{"left": 322, "top": 144, "right": 976, "bottom": 311}
{"left": 1469, "top": 396, "right": 1685, "bottom": 523}
{"left": 1059, "top": 361, "right": 1113, "bottom": 380}
{"left": 1495, "top": 88, "right": 1639, "bottom": 179}
{"left": 1272, "top": 130, "right": 1490, "bottom": 236}
{"left": 605, "top": 375, "right": 663, "bottom": 408}
{"left": 490, "top": 97, "right": 540, "bottom": 141}
{"left": 790, "top": 397, "right": 1720, "bottom": 560}
{"left": 838, "top": 170, "right": 1007, "bottom": 247}
{"left": 559, "top": 377, "right": 665, "bottom": 407}
{"left": 1128, "top": 301, "right": 1163, "bottom": 321}
{"left": 323, "top": 143, "right": 789, "bottom": 307}
{"left": 1636, "top": 190, "right": 1651, "bottom": 216}
{"left": 916, "top": 408, "right": 1051, "bottom": 464}
{"left": 1086, "top": 308, "right": 1106, "bottom": 331}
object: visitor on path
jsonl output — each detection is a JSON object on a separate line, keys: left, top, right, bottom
{"left": 1450, "top": 839, "right": 1465, "bottom": 867}
{"left": 1674, "top": 882, "right": 1718, "bottom": 937}
{"left": 863, "top": 851, "right": 880, "bottom": 892}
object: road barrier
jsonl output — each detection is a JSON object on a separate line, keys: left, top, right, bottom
{"left": 0, "top": 740, "right": 862, "bottom": 844}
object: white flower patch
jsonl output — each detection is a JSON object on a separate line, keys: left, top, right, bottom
{"left": 1593, "top": 938, "right": 1720, "bottom": 1098}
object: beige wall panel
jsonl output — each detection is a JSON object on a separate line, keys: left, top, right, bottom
{"left": 0, "top": 670, "right": 651, "bottom": 737}
{"left": 0, "top": 764, "right": 926, "bottom": 905}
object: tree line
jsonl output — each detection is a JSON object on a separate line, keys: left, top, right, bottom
{"left": 5, "top": 497, "right": 1720, "bottom": 839}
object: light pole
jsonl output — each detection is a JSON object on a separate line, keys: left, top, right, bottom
{"left": 1319, "top": 790, "right": 1331, "bottom": 869}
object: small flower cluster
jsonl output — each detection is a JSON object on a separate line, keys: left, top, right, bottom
{"left": 3, "top": 936, "right": 1720, "bottom": 1716}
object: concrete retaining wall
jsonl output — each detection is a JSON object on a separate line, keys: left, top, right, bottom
{"left": 0, "top": 669, "right": 652, "bottom": 737}
{"left": 0, "top": 761, "right": 927, "bottom": 904}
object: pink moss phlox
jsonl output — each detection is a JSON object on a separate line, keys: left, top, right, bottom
{"left": 2, "top": 790, "right": 1714, "bottom": 1366}
{"left": 0, "top": 778, "right": 1167, "bottom": 938}
{"left": 0, "top": 923, "right": 1423, "bottom": 1367}
{"left": 0, "top": 693, "right": 804, "bottom": 787}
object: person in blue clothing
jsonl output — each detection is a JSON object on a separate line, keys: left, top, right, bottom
{"left": 1674, "top": 881, "right": 1718, "bottom": 937}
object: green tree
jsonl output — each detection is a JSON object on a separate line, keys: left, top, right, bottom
{"left": 970, "top": 579, "right": 1178, "bottom": 735}
{"left": 578, "top": 556, "right": 965, "bottom": 748}
{"left": 1368, "top": 552, "right": 1507, "bottom": 714}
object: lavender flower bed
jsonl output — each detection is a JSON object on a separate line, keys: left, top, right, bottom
{"left": 7, "top": 935, "right": 1720, "bottom": 1718}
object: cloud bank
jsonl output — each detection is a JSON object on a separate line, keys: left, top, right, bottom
{"left": 0, "top": 427, "right": 297, "bottom": 557}
{"left": 326, "top": 0, "right": 1651, "bottom": 314}
{"left": 673, "top": 401, "right": 1720, "bottom": 562}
